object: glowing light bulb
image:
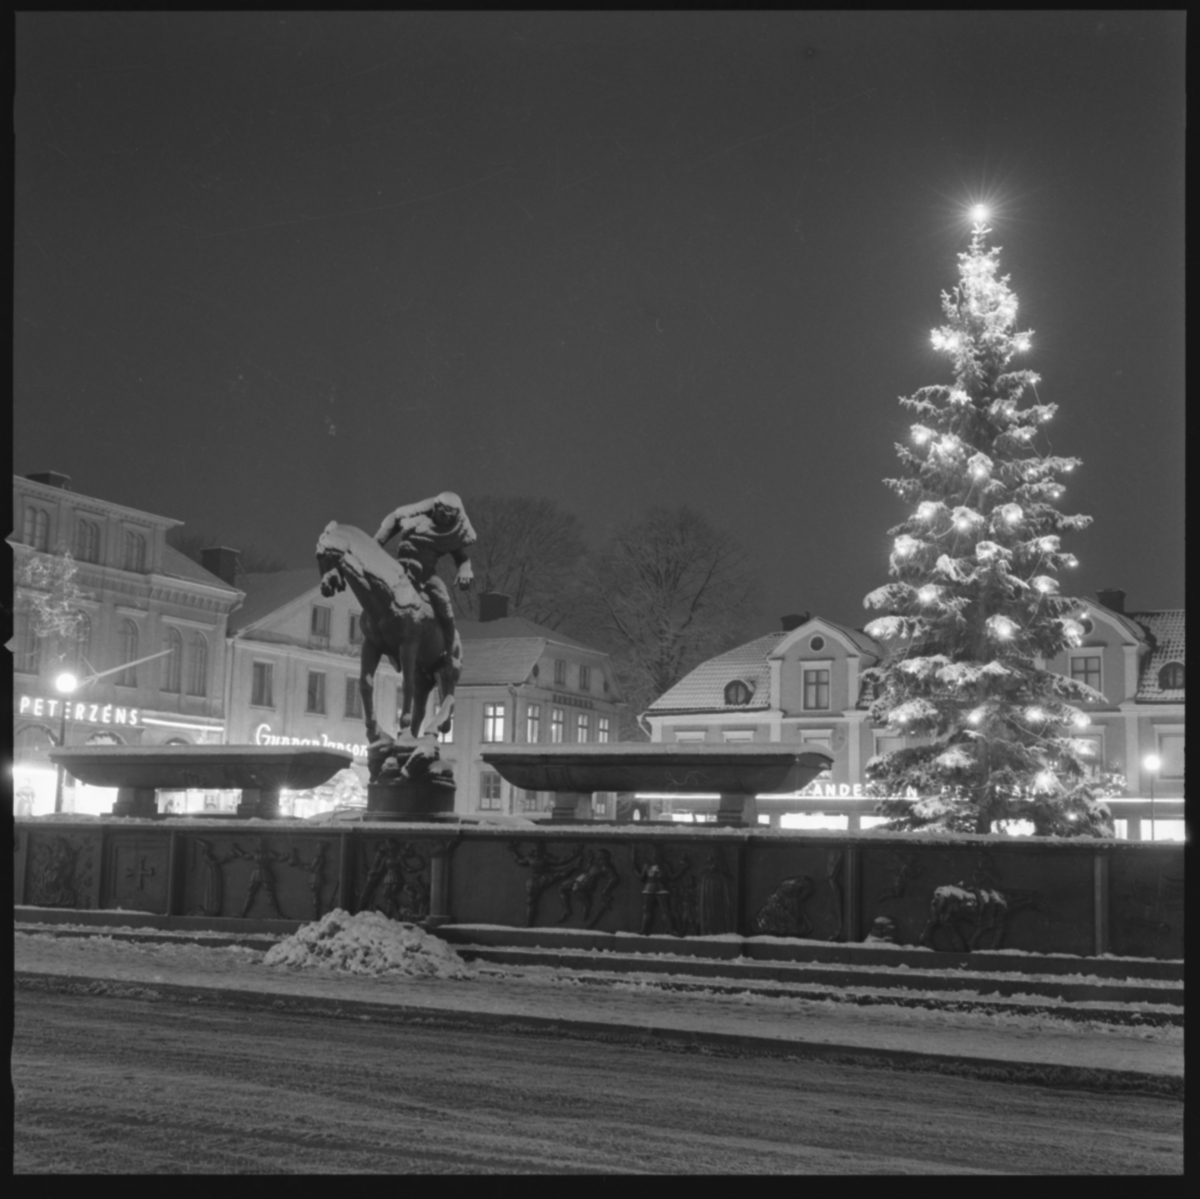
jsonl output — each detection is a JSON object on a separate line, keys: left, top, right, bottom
{"left": 894, "top": 535, "right": 918, "bottom": 558}
{"left": 1033, "top": 576, "right": 1057, "bottom": 594}
{"left": 912, "top": 427, "right": 930, "bottom": 445}
{"left": 1072, "top": 712, "right": 1091, "bottom": 728}
{"left": 950, "top": 389, "right": 969, "bottom": 405}
{"left": 967, "top": 708, "right": 985, "bottom": 726}
{"left": 917, "top": 501, "right": 939, "bottom": 521}
{"left": 1026, "top": 707, "right": 1046, "bottom": 722}
{"left": 988, "top": 615, "right": 1017, "bottom": 640}
{"left": 1013, "top": 333, "right": 1031, "bottom": 352}
{"left": 1039, "top": 536, "right": 1059, "bottom": 553}
{"left": 918, "top": 585, "right": 939, "bottom": 605}
{"left": 1063, "top": 554, "right": 1078, "bottom": 568}
{"left": 971, "top": 204, "right": 989, "bottom": 222}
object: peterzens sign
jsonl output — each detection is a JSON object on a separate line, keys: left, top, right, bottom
{"left": 19, "top": 694, "right": 141, "bottom": 727}
{"left": 253, "top": 722, "right": 367, "bottom": 760}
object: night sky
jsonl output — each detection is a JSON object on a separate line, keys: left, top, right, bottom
{"left": 14, "top": 13, "right": 1185, "bottom": 636}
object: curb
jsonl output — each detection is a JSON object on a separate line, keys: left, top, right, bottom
{"left": 15, "top": 969, "right": 1182, "bottom": 1101}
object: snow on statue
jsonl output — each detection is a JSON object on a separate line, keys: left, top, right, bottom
{"left": 861, "top": 211, "right": 1114, "bottom": 838}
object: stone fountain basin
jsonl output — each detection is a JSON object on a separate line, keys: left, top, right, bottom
{"left": 481, "top": 743, "right": 834, "bottom": 795}
{"left": 48, "top": 745, "right": 355, "bottom": 792}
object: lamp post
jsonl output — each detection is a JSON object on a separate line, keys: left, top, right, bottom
{"left": 53, "top": 671, "right": 78, "bottom": 813}
{"left": 1142, "top": 753, "right": 1162, "bottom": 842}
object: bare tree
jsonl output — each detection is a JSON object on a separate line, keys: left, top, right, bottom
{"left": 438, "top": 495, "right": 587, "bottom": 629}
{"left": 574, "top": 506, "right": 759, "bottom": 738}
{"left": 14, "top": 544, "right": 91, "bottom": 674}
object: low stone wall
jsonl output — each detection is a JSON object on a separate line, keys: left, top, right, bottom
{"left": 12, "top": 820, "right": 1185, "bottom": 960}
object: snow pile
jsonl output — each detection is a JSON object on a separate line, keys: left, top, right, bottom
{"left": 263, "top": 909, "right": 475, "bottom": 979}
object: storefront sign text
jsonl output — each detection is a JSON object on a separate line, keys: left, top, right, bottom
{"left": 254, "top": 722, "right": 367, "bottom": 760}
{"left": 19, "top": 694, "right": 141, "bottom": 727}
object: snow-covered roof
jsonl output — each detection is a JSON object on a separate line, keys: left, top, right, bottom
{"left": 158, "top": 544, "right": 243, "bottom": 593}
{"left": 646, "top": 632, "right": 784, "bottom": 714}
{"left": 1129, "top": 609, "right": 1185, "bottom": 702}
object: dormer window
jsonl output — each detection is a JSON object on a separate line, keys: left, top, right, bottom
{"left": 1158, "top": 662, "right": 1185, "bottom": 691}
{"left": 724, "top": 679, "right": 754, "bottom": 706}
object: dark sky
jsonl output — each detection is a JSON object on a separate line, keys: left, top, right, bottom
{"left": 14, "top": 12, "right": 1185, "bottom": 635}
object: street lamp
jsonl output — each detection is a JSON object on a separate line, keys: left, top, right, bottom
{"left": 53, "top": 671, "right": 78, "bottom": 813}
{"left": 1143, "top": 753, "right": 1162, "bottom": 842}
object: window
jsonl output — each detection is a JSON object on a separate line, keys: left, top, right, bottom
{"left": 117, "top": 619, "right": 139, "bottom": 686}
{"left": 674, "top": 731, "right": 706, "bottom": 743}
{"left": 311, "top": 606, "right": 332, "bottom": 639}
{"left": 1071, "top": 733, "right": 1104, "bottom": 779}
{"left": 520, "top": 790, "right": 541, "bottom": 813}
{"left": 578, "top": 664, "right": 591, "bottom": 692}
{"left": 598, "top": 716, "right": 610, "bottom": 743}
{"left": 874, "top": 734, "right": 905, "bottom": 760}
{"left": 592, "top": 792, "right": 613, "bottom": 819}
{"left": 479, "top": 770, "right": 503, "bottom": 810}
{"left": 349, "top": 613, "right": 364, "bottom": 645}
{"left": 123, "top": 530, "right": 146, "bottom": 572}
{"left": 23, "top": 506, "right": 49, "bottom": 550}
{"left": 802, "top": 667, "right": 830, "bottom": 710}
{"left": 526, "top": 703, "right": 541, "bottom": 743}
{"left": 809, "top": 635, "right": 826, "bottom": 652}
{"left": 1070, "top": 654, "right": 1102, "bottom": 692}
{"left": 554, "top": 659, "right": 567, "bottom": 685}
{"left": 75, "top": 518, "right": 100, "bottom": 563}
{"left": 723, "top": 730, "right": 754, "bottom": 743}
{"left": 724, "top": 679, "right": 754, "bottom": 706}
{"left": 577, "top": 713, "right": 590, "bottom": 742}
{"left": 483, "top": 702, "right": 505, "bottom": 743}
{"left": 1158, "top": 734, "right": 1184, "bottom": 780}
{"left": 800, "top": 731, "right": 834, "bottom": 779}
{"left": 1158, "top": 662, "right": 1185, "bottom": 691}
{"left": 69, "top": 612, "right": 92, "bottom": 672}
{"left": 550, "top": 707, "right": 564, "bottom": 743}
{"left": 345, "top": 676, "right": 363, "bottom": 719}
{"left": 187, "top": 632, "right": 208, "bottom": 696}
{"left": 162, "top": 626, "right": 183, "bottom": 692}
{"left": 251, "top": 661, "right": 275, "bottom": 707}
{"left": 16, "top": 616, "right": 41, "bottom": 674}
{"left": 306, "top": 670, "right": 327, "bottom": 714}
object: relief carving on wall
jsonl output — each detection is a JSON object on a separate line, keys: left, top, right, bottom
{"left": 918, "top": 852, "right": 1044, "bottom": 952}
{"left": 356, "top": 839, "right": 430, "bottom": 922}
{"left": 27, "top": 835, "right": 93, "bottom": 909}
{"left": 508, "top": 841, "right": 583, "bottom": 927}
{"left": 1118, "top": 871, "right": 1184, "bottom": 943}
{"left": 752, "top": 874, "right": 815, "bottom": 938}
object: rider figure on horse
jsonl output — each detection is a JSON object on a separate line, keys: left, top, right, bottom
{"left": 373, "top": 492, "right": 477, "bottom": 662}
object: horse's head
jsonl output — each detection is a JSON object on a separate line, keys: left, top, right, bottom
{"left": 316, "top": 521, "right": 349, "bottom": 597}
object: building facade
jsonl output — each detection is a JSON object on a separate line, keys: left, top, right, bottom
{"left": 12, "top": 472, "right": 242, "bottom": 815}
{"left": 224, "top": 570, "right": 625, "bottom": 817}
{"left": 644, "top": 594, "right": 1184, "bottom": 839}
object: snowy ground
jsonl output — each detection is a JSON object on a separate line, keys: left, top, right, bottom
{"left": 14, "top": 917, "right": 1182, "bottom": 1083}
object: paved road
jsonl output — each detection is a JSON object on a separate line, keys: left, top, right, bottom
{"left": 13, "top": 992, "right": 1182, "bottom": 1174}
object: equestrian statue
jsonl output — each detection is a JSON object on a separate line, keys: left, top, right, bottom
{"left": 316, "top": 492, "right": 475, "bottom": 786}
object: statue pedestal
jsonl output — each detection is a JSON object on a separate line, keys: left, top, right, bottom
{"left": 366, "top": 781, "right": 456, "bottom": 820}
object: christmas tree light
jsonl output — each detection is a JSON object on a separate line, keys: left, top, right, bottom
{"left": 862, "top": 210, "right": 1112, "bottom": 837}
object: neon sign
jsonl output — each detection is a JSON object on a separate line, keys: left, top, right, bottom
{"left": 19, "top": 693, "right": 140, "bottom": 727}
{"left": 253, "top": 722, "right": 367, "bottom": 760}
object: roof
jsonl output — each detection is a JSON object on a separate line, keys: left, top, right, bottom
{"left": 459, "top": 614, "right": 597, "bottom": 650}
{"left": 228, "top": 569, "right": 320, "bottom": 633}
{"left": 771, "top": 615, "right": 884, "bottom": 660}
{"left": 1129, "top": 609, "right": 1185, "bottom": 702}
{"left": 158, "top": 544, "right": 243, "bottom": 593}
{"left": 646, "top": 632, "right": 784, "bottom": 714}
{"left": 459, "top": 637, "right": 546, "bottom": 686}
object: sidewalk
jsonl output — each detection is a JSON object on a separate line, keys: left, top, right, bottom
{"left": 14, "top": 929, "right": 1182, "bottom": 1095}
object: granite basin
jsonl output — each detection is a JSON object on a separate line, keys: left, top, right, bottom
{"left": 480, "top": 743, "right": 834, "bottom": 795}
{"left": 48, "top": 744, "right": 355, "bottom": 792}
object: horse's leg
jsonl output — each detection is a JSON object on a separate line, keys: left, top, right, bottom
{"left": 398, "top": 638, "right": 418, "bottom": 738}
{"left": 360, "top": 640, "right": 386, "bottom": 744}
{"left": 432, "top": 630, "right": 461, "bottom": 734}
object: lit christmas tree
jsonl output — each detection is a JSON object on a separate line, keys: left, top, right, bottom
{"left": 862, "top": 208, "right": 1113, "bottom": 837}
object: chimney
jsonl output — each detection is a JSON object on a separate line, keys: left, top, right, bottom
{"left": 781, "top": 612, "right": 810, "bottom": 632}
{"left": 200, "top": 546, "right": 241, "bottom": 587}
{"left": 479, "top": 592, "right": 510, "bottom": 622}
{"left": 26, "top": 471, "right": 72, "bottom": 490}
{"left": 1095, "top": 588, "right": 1126, "bottom": 615}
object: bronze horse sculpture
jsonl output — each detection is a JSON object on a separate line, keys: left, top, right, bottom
{"left": 315, "top": 522, "right": 461, "bottom": 749}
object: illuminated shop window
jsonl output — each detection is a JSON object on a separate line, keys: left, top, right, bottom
{"left": 187, "top": 632, "right": 208, "bottom": 696}
{"left": 526, "top": 704, "right": 541, "bottom": 742}
{"left": 483, "top": 702, "right": 506, "bottom": 743}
